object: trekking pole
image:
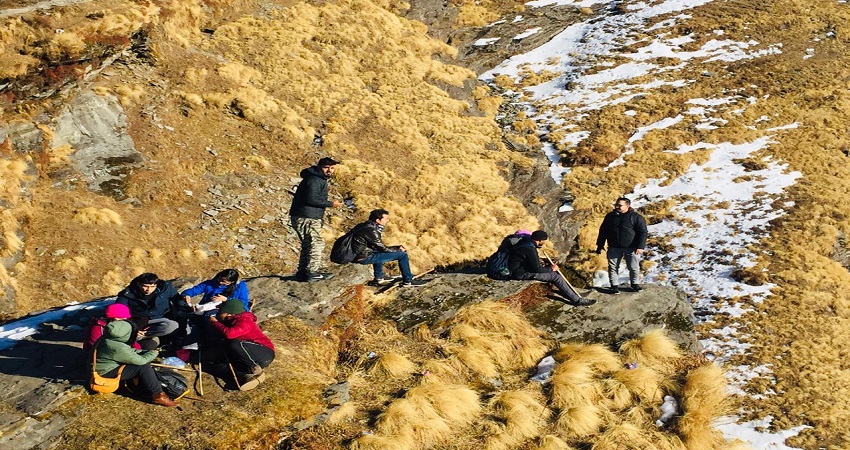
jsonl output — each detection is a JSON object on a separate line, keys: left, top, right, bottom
{"left": 197, "top": 347, "right": 204, "bottom": 397}
{"left": 540, "top": 249, "right": 582, "bottom": 299}
{"left": 224, "top": 354, "right": 242, "bottom": 390}
{"left": 151, "top": 363, "right": 196, "bottom": 373}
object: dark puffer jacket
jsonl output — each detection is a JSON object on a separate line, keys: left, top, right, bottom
{"left": 116, "top": 278, "right": 178, "bottom": 320}
{"left": 596, "top": 208, "right": 648, "bottom": 250}
{"left": 289, "top": 166, "right": 333, "bottom": 219}
{"left": 508, "top": 238, "right": 547, "bottom": 280}
{"left": 350, "top": 221, "right": 400, "bottom": 262}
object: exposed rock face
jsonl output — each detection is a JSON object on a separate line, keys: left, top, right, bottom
{"left": 380, "top": 273, "right": 698, "bottom": 351}
{"left": 50, "top": 91, "right": 143, "bottom": 197}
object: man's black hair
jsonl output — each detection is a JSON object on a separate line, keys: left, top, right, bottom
{"left": 369, "top": 209, "right": 389, "bottom": 221}
{"left": 135, "top": 273, "right": 160, "bottom": 285}
{"left": 617, "top": 197, "right": 631, "bottom": 205}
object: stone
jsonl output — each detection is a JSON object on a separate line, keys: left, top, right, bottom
{"left": 50, "top": 91, "right": 143, "bottom": 198}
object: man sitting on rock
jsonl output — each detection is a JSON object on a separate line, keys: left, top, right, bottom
{"left": 349, "top": 208, "right": 426, "bottom": 287}
{"left": 508, "top": 230, "right": 595, "bottom": 306}
{"left": 116, "top": 273, "right": 181, "bottom": 347}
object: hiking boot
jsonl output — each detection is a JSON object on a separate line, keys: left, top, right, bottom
{"left": 239, "top": 372, "right": 267, "bottom": 391}
{"left": 631, "top": 284, "right": 643, "bottom": 292}
{"left": 572, "top": 297, "right": 597, "bottom": 307}
{"left": 152, "top": 392, "right": 177, "bottom": 407}
{"left": 610, "top": 286, "right": 620, "bottom": 295}
{"left": 399, "top": 279, "right": 427, "bottom": 288}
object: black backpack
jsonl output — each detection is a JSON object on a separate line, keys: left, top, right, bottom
{"left": 486, "top": 235, "right": 528, "bottom": 280}
{"left": 127, "top": 367, "right": 189, "bottom": 399}
{"left": 330, "top": 231, "right": 358, "bottom": 264}
{"left": 331, "top": 222, "right": 372, "bottom": 264}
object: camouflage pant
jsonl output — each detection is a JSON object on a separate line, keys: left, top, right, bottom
{"left": 291, "top": 216, "right": 324, "bottom": 274}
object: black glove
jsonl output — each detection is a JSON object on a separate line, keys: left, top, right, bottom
{"left": 595, "top": 247, "right": 603, "bottom": 254}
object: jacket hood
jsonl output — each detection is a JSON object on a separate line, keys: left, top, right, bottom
{"left": 105, "top": 320, "right": 133, "bottom": 342}
{"left": 301, "top": 166, "right": 326, "bottom": 180}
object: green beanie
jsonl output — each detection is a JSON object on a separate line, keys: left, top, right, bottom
{"left": 219, "top": 299, "right": 246, "bottom": 315}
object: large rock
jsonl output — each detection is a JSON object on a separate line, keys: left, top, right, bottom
{"left": 50, "top": 91, "right": 143, "bottom": 198}
{"left": 379, "top": 273, "right": 698, "bottom": 351}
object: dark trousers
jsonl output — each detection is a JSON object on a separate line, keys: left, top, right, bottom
{"left": 519, "top": 271, "right": 580, "bottom": 302}
{"left": 103, "top": 364, "right": 161, "bottom": 395}
{"left": 204, "top": 339, "right": 274, "bottom": 375}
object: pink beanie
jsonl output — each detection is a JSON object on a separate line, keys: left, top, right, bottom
{"left": 515, "top": 229, "right": 532, "bottom": 236}
{"left": 104, "top": 303, "right": 132, "bottom": 319}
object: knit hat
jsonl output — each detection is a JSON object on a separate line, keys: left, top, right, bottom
{"left": 104, "top": 303, "right": 132, "bottom": 319}
{"left": 515, "top": 229, "right": 532, "bottom": 236}
{"left": 531, "top": 230, "right": 549, "bottom": 241}
{"left": 219, "top": 299, "right": 246, "bottom": 315}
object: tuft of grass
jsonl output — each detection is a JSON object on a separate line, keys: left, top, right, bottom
{"left": 550, "top": 360, "right": 600, "bottom": 409}
{"left": 72, "top": 207, "right": 123, "bottom": 226}
{"left": 612, "top": 366, "right": 663, "bottom": 404}
{"left": 485, "top": 389, "right": 550, "bottom": 450}
{"left": 678, "top": 364, "right": 728, "bottom": 447}
{"left": 533, "top": 434, "right": 575, "bottom": 450}
{"left": 555, "top": 404, "right": 603, "bottom": 438}
{"left": 619, "top": 329, "right": 683, "bottom": 375}
{"left": 369, "top": 352, "right": 416, "bottom": 378}
{"left": 554, "top": 343, "right": 622, "bottom": 374}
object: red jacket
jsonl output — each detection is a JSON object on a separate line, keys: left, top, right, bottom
{"left": 210, "top": 312, "right": 274, "bottom": 351}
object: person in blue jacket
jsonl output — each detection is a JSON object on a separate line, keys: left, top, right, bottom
{"left": 181, "top": 268, "right": 250, "bottom": 311}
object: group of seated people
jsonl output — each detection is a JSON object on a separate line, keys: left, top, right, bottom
{"left": 86, "top": 269, "right": 275, "bottom": 407}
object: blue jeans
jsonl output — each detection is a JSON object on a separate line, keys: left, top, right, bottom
{"left": 359, "top": 251, "right": 413, "bottom": 281}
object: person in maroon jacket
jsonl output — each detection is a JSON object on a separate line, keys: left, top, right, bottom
{"left": 208, "top": 299, "right": 275, "bottom": 390}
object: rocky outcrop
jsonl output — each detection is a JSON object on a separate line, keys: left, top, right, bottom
{"left": 380, "top": 273, "right": 698, "bottom": 351}
{"left": 50, "top": 91, "right": 143, "bottom": 198}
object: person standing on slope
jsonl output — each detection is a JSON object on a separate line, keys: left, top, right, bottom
{"left": 290, "top": 157, "right": 343, "bottom": 282}
{"left": 595, "top": 197, "right": 648, "bottom": 294}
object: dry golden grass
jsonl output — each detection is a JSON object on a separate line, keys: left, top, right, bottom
{"left": 550, "top": 360, "right": 601, "bottom": 410}
{"left": 619, "top": 329, "right": 684, "bottom": 376}
{"left": 553, "top": 343, "right": 622, "bottom": 374}
{"left": 446, "top": 301, "right": 549, "bottom": 369}
{"left": 534, "top": 435, "right": 575, "bottom": 450}
{"left": 555, "top": 404, "right": 603, "bottom": 438}
{"left": 368, "top": 351, "right": 417, "bottom": 379}
{"left": 678, "top": 364, "right": 728, "bottom": 448}
{"left": 484, "top": 389, "right": 551, "bottom": 450}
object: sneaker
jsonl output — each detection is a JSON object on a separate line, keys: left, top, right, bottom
{"left": 572, "top": 297, "right": 597, "bottom": 307}
{"left": 371, "top": 276, "right": 399, "bottom": 286}
{"left": 294, "top": 271, "right": 308, "bottom": 282}
{"left": 307, "top": 272, "right": 334, "bottom": 282}
{"left": 399, "top": 279, "right": 427, "bottom": 288}
{"left": 610, "top": 286, "right": 620, "bottom": 295}
{"left": 631, "top": 284, "right": 643, "bottom": 292}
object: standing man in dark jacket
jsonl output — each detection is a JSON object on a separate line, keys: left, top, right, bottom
{"left": 290, "top": 157, "right": 342, "bottom": 282}
{"left": 596, "top": 197, "right": 648, "bottom": 294}
{"left": 116, "top": 273, "right": 180, "bottom": 342}
{"left": 349, "top": 209, "right": 426, "bottom": 287}
{"left": 508, "top": 230, "right": 595, "bottom": 306}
